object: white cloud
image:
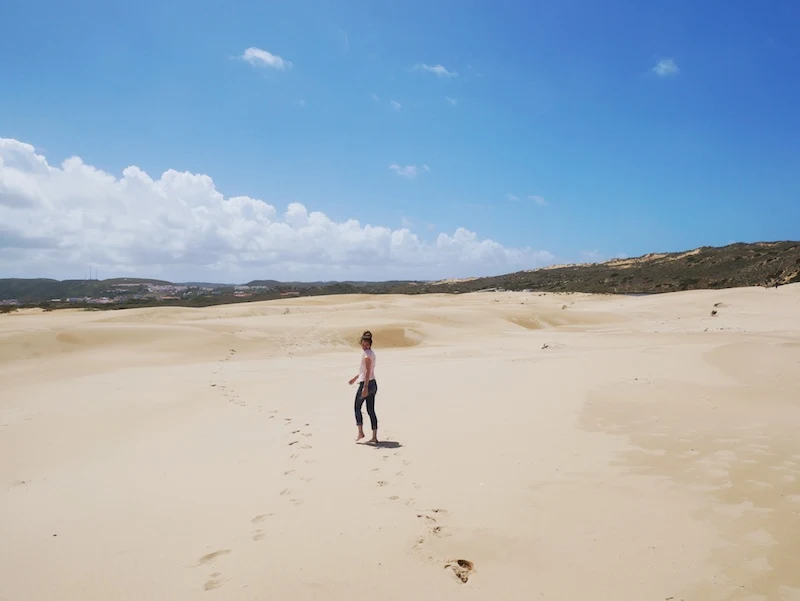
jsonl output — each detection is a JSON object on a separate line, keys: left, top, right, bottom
{"left": 389, "top": 100, "right": 402, "bottom": 111}
{"left": 445, "top": 96, "right": 457, "bottom": 105}
{"left": 506, "top": 194, "right": 519, "bottom": 201}
{"left": 652, "top": 58, "right": 679, "bottom": 77}
{"left": 529, "top": 194, "right": 548, "bottom": 206}
{"left": 414, "top": 64, "right": 458, "bottom": 78}
{"left": 241, "top": 47, "right": 292, "bottom": 71}
{"left": 0, "top": 138, "right": 553, "bottom": 281}
{"left": 389, "top": 163, "right": 429, "bottom": 179}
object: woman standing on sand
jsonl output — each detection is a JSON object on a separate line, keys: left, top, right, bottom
{"left": 348, "top": 331, "right": 378, "bottom": 443}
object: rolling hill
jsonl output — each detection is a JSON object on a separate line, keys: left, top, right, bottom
{"left": 1, "top": 241, "right": 798, "bottom": 304}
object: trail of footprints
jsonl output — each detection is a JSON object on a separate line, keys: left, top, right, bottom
{"left": 375, "top": 443, "right": 475, "bottom": 584}
{"left": 192, "top": 408, "right": 315, "bottom": 591}
{"left": 279, "top": 417, "right": 315, "bottom": 505}
{"left": 209, "top": 332, "right": 247, "bottom": 409}
{"left": 204, "top": 347, "right": 473, "bottom": 590}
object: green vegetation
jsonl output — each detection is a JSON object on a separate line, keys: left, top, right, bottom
{"left": 0, "top": 278, "right": 169, "bottom": 302}
{"left": 1, "top": 241, "right": 798, "bottom": 310}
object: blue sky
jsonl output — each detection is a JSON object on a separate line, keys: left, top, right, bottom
{"left": 1, "top": 0, "right": 799, "bottom": 281}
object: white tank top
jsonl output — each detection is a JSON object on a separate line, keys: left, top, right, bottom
{"left": 358, "top": 349, "right": 376, "bottom": 383}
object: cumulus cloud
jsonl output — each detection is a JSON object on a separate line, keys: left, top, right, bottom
{"left": 0, "top": 138, "right": 554, "bottom": 281}
{"left": 652, "top": 58, "right": 679, "bottom": 77}
{"left": 414, "top": 63, "right": 458, "bottom": 78}
{"left": 389, "top": 163, "right": 429, "bottom": 179}
{"left": 529, "top": 194, "right": 548, "bottom": 206}
{"left": 241, "top": 47, "right": 292, "bottom": 70}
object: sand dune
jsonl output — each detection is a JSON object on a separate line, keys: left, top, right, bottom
{"left": 2, "top": 285, "right": 799, "bottom": 600}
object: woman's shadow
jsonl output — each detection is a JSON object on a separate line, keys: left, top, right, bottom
{"left": 358, "top": 440, "right": 403, "bottom": 449}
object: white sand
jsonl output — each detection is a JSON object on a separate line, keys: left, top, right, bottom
{"left": 2, "top": 285, "right": 800, "bottom": 600}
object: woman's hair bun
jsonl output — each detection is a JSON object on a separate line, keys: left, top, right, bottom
{"left": 361, "top": 330, "right": 372, "bottom": 339}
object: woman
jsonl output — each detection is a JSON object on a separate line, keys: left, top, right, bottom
{"left": 348, "top": 330, "right": 378, "bottom": 443}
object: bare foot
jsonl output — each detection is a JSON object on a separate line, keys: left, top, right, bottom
{"left": 368, "top": 438, "right": 379, "bottom": 444}
{"left": 356, "top": 433, "right": 365, "bottom": 441}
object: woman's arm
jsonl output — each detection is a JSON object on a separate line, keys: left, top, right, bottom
{"left": 349, "top": 356, "right": 363, "bottom": 385}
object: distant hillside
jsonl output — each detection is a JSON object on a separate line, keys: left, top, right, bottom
{"left": 1, "top": 241, "right": 798, "bottom": 303}
{"left": 0, "top": 278, "right": 170, "bottom": 302}
{"left": 244, "top": 279, "right": 289, "bottom": 288}
{"left": 418, "top": 241, "right": 800, "bottom": 295}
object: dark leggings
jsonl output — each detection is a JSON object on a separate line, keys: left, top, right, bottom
{"left": 354, "top": 379, "right": 378, "bottom": 430}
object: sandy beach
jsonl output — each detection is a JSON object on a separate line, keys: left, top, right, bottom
{"left": 1, "top": 285, "right": 799, "bottom": 601}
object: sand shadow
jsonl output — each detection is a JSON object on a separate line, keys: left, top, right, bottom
{"left": 358, "top": 440, "right": 403, "bottom": 449}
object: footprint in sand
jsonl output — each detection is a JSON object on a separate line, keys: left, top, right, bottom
{"left": 283, "top": 470, "right": 295, "bottom": 476}
{"left": 290, "top": 498, "right": 304, "bottom": 505}
{"left": 252, "top": 530, "right": 265, "bottom": 541}
{"left": 289, "top": 454, "right": 299, "bottom": 460}
{"left": 377, "top": 480, "right": 389, "bottom": 487}
{"left": 197, "top": 550, "right": 230, "bottom": 565}
{"left": 204, "top": 573, "right": 225, "bottom": 591}
{"left": 288, "top": 441, "right": 298, "bottom": 446}
{"left": 251, "top": 514, "right": 271, "bottom": 524}
{"left": 444, "top": 559, "right": 474, "bottom": 583}
{"left": 280, "top": 488, "right": 291, "bottom": 496}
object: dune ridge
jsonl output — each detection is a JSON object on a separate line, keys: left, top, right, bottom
{"left": 1, "top": 285, "right": 799, "bottom": 600}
